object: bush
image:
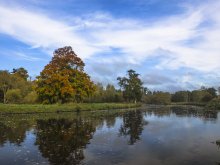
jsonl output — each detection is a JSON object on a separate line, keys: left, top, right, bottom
{"left": 145, "top": 92, "right": 171, "bottom": 105}
{"left": 23, "top": 91, "right": 39, "bottom": 104}
{"left": 5, "top": 89, "right": 22, "bottom": 104}
{"left": 206, "top": 98, "right": 220, "bottom": 110}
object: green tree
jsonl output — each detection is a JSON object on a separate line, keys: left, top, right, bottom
{"left": 171, "top": 91, "right": 190, "bottom": 102}
{"left": 205, "top": 87, "right": 217, "bottom": 98}
{"left": 35, "top": 46, "right": 95, "bottom": 104}
{"left": 12, "top": 67, "right": 29, "bottom": 80}
{"left": 5, "top": 89, "right": 22, "bottom": 104}
{"left": 146, "top": 91, "right": 171, "bottom": 105}
{"left": 117, "top": 70, "right": 144, "bottom": 103}
{"left": 0, "top": 70, "right": 13, "bottom": 103}
{"left": 218, "top": 87, "right": 220, "bottom": 98}
{"left": 191, "top": 90, "right": 213, "bottom": 102}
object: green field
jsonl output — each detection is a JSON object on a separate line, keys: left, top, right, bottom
{"left": 0, "top": 103, "right": 141, "bottom": 114}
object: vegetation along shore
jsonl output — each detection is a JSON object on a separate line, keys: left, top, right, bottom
{"left": 0, "top": 46, "right": 220, "bottom": 112}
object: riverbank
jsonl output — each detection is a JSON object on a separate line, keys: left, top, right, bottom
{"left": 0, "top": 103, "right": 141, "bottom": 114}
{"left": 170, "top": 102, "right": 206, "bottom": 106}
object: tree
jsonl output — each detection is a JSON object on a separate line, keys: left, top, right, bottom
{"left": 12, "top": 67, "right": 29, "bottom": 80}
{"left": 0, "top": 71, "right": 13, "bottom": 104}
{"left": 117, "top": 69, "right": 144, "bottom": 103}
{"left": 218, "top": 87, "right": 220, "bottom": 98}
{"left": 146, "top": 91, "right": 171, "bottom": 105}
{"left": 5, "top": 89, "right": 22, "bottom": 104}
{"left": 35, "top": 46, "right": 95, "bottom": 104}
{"left": 171, "top": 91, "right": 190, "bottom": 102}
{"left": 205, "top": 87, "right": 217, "bottom": 98}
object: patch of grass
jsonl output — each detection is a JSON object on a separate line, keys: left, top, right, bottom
{"left": 170, "top": 102, "right": 206, "bottom": 106}
{"left": 0, "top": 103, "right": 141, "bottom": 114}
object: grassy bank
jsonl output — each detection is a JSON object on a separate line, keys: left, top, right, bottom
{"left": 170, "top": 102, "right": 207, "bottom": 106}
{"left": 0, "top": 103, "right": 141, "bottom": 114}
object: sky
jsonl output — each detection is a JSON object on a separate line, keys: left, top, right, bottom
{"left": 0, "top": 0, "right": 220, "bottom": 92}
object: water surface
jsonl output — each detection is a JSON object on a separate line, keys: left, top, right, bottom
{"left": 0, "top": 106, "right": 220, "bottom": 165}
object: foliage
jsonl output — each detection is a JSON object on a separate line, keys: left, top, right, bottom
{"left": 12, "top": 67, "right": 29, "bottom": 80}
{"left": 0, "top": 69, "right": 34, "bottom": 104}
{"left": 86, "top": 83, "right": 124, "bottom": 103}
{"left": 0, "top": 70, "right": 14, "bottom": 103}
{"left": 5, "top": 89, "right": 22, "bottom": 104}
{"left": 171, "top": 91, "right": 190, "bottom": 102}
{"left": 117, "top": 69, "right": 144, "bottom": 103}
{"left": 191, "top": 90, "right": 213, "bottom": 102}
{"left": 206, "top": 98, "right": 220, "bottom": 110}
{"left": 23, "top": 91, "right": 39, "bottom": 104}
{"left": 145, "top": 91, "right": 171, "bottom": 105}
{"left": 35, "top": 46, "right": 95, "bottom": 104}
{"left": 171, "top": 87, "right": 218, "bottom": 104}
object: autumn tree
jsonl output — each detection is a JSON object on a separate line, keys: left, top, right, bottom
{"left": 117, "top": 69, "right": 144, "bottom": 103}
{"left": 35, "top": 46, "right": 95, "bottom": 104}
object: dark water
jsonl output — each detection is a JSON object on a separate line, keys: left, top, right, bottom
{"left": 0, "top": 106, "right": 220, "bottom": 165}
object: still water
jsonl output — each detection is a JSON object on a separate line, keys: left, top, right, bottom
{"left": 0, "top": 106, "right": 220, "bottom": 165}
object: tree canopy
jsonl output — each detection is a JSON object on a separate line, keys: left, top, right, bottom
{"left": 35, "top": 46, "right": 95, "bottom": 104}
{"left": 117, "top": 69, "right": 144, "bottom": 103}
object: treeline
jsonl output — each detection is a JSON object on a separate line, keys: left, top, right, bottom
{"left": 0, "top": 46, "right": 220, "bottom": 105}
{"left": 0, "top": 68, "right": 123, "bottom": 104}
{"left": 0, "top": 46, "right": 146, "bottom": 104}
{"left": 143, "top": 87, "right": 219, "bottom": 105}
{"left": 0, "top": 68, "right": 37, "bottom": 104}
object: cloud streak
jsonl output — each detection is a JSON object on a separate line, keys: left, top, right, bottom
{"left": 0, "top": 0, "right": 220, "bottom": 91}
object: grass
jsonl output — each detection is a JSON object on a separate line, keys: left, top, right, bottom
{"left": 170, "top": 102, "right": 207, "bottom": 106}
{"left": 0, "top": 103, "right": 141, "bottom": 114}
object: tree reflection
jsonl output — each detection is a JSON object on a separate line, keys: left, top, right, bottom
{"left": 119, "top": 110, "right": 148, "bottom": 145}
{"left": 216, "top": 140, "right": 220, "bottom": 149}
{"left": 0, "top": 120, "right": 30, "bottom": 146}
{"left": 35, "top": 118, "right": 95, "bottom": 165}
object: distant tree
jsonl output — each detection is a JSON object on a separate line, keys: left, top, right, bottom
{"left": 12, "top": 67, "right": 29, "bottom": 80}
{"left": 191, "top": 89, "right": 214, "bottom": 102}
{"left": 218, "top": 87, "right": 220, "bottom": 98}
{"left": 205, "top": 87, "right": 217, "bottom": 98}
{"left": 171, "top": 91, "right": 190, "bottom": 102}
{"left": 35, "top": 46, "right": 95, "bottom": 104}
{"left": 85, "top": 83, "right": 124, "bottom": 103}
{"left": 146, "top": 91, "right": 171, "bottom": 105}
{"left": 117, "top": 70, "right": 144, "bottom": 103}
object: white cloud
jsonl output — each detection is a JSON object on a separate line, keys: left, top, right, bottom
{"left": 0, "top": 5, "right": 100, "bottom": 59}
{"left": 0, "top": 1, "right": 220, "bottom": 90}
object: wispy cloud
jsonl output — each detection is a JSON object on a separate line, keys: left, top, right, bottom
{"left": 0, "top": 0, "right": 220, "bottom": 90}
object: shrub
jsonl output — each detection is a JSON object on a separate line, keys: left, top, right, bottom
{"left": 206, "top": 98, "right": 220, "bottom": 110}
{"left": 23, "top": 91, "right": 39, "bottom": 104}
{"left": 5, "top": 89, "right": 22, "bottom": 104}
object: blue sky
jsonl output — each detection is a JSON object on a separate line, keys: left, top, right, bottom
{"left": 0, "top": 0, "right": 220, "bottom": 92}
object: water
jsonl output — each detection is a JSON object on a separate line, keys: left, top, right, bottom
{"left": 0, "top": 106, "right": 220, "bottom": 165}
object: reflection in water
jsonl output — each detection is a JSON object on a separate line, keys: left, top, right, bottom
{"left": 0, "top": 120, "right": 30, "bottom": 146}
{"left": 35, "top": 118, "right": 95, "bottom": 165}
{"left": 119, "top": 110, "right": 148, "bottom": 145}
{"left": 216, "top": 140, "right": 220, "bottom": 149}
{"left": 0, "top": 106, "right": 219, "bottom": 165}
{"left": 147, "top": 106, "right": 218, "bottom": 122}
